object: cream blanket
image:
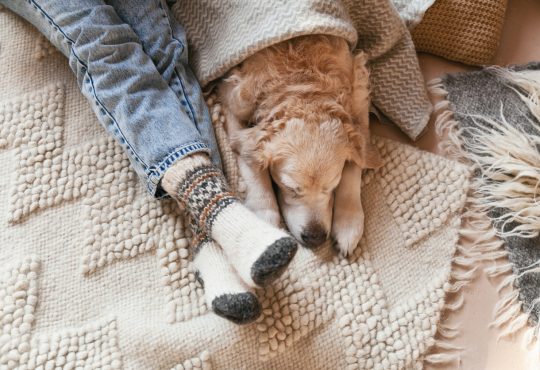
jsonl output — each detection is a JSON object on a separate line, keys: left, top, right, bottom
{"left": 172, "top": 0, "right": 432, "bottom": 140}
{"left": 0, "top": 10, "right": 469, "bottom": 369}
{"left": 391, "top": 0, "right": 437, "bottom": 28}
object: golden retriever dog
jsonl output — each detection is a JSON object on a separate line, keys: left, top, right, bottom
{"left": 218, "top": 35, "right": 381, "bottom": 255}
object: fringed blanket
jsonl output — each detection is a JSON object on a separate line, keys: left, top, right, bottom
{"left": 430, "top": 63, "right": 540, "bottom": 355}
{"left": 0, "top": 9, "right": 471, "bottom": 370}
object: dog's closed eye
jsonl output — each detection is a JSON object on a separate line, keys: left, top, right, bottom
{"left": 322, "top": 175, "right": 341, "bottom": 194}
{"left": 284, "top": 186, "right": 302, "bottom": 198}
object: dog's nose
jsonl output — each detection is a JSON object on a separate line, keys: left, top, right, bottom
{"left": 301, "top": 223, "right": 327, "bottom": 248}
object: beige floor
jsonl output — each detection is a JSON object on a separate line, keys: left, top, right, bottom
{"left": 372, "top": 0, "right": 540, "bottom": 368}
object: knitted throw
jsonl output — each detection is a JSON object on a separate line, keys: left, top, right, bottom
{"left": 0, "top": 9, "right": 471, "bottom": 370}
{"left": 430, "top": 63, "right": 540, "bottom": 352}
{"left": 171, "top": 0, "right": 432, "bottom": 141}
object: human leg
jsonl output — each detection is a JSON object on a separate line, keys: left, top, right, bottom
{"left": 105, "top": 0, "right": 299, "bottom": 288}
{"left": 2, "top": 0, "right": 210, "bottom": 196}
{"left": 106, "top": 0, "right": 221, "bottom": 168}
{"left": 3, "top": 0, "right": 298, "bottom": 293}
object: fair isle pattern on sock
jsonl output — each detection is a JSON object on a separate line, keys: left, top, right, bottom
{"left": 171, "top": 161, "right": 297, "bottom": 289}
{"left": 176, "top": 165, "right": 237, "bottom": 235}
{"left": 187, "top": 216, "right": 211, "bottom": 255}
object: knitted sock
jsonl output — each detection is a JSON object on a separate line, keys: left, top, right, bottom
{"left": 193, "top": 238, "right": 261, "bottom": 324}
{"left": 162, "top": 154, "right": 297, "bottom": 288}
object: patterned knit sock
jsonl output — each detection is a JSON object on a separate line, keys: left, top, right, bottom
{"left": 162, "top": 154, "right": 298, "bottom": 287}
{"left": 194, "top": 239, "right": 261, "bottom": 324}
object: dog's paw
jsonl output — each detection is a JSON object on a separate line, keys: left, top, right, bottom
{"left": 253, "top": 208, "right": 282, "bottom": 227}
{"left": 331, "top": 209, "right": 364, "bottom": 257}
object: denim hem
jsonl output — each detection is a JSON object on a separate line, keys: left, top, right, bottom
{"left": 147, "top": 141, "right": 211, "bottom": 198}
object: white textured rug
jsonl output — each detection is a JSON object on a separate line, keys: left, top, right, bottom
{"left": 0, "top": 10, "right": 469, "bottom": 370}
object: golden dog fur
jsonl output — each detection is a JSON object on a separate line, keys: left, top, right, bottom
{"left": 218, "top": 35, "right": 381, "bottom": 254}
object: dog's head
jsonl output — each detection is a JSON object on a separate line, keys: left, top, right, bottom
{"left": 232, "top": 37, "right": 382, "bottom": 247}
{"left": 268, "top": 117, "right": 380, "bottom": 248}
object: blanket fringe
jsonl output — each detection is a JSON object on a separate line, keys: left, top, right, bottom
{"left": 427, "top": 76, "right": 540, "bottom": 360}
{"left": 424, "top": 351, "right": 461, "bottom": 366}
{"left": 423, "top": 222, "right": 481, "bottom": 365}
{"left": 437, "top": 322, "right": 460, "bottom": 339}
{"left": 434, "top": 71, "right": 540, "bottom": 239}
{"left": 424, "top": 328, "right": 463, "bottom": 366}
{"left": 485, "top": 262, "right": 513, "bottom": 277}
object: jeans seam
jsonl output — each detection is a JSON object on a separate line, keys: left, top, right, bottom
{"left": 149, "top": 140, "right": 209, "bottom": 177}
{"left": 174, "top": 70, "right": 199, "bottom": 126}
{"left": 29, "top": 0, "right": 149, "bottom": 171}
{"left": 157, "top": 0, "right": 199, "bottom": 127}
{"left": 148, "top": 141, "right": 210, "bottom": 196}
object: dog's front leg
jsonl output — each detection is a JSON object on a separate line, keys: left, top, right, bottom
{"left": 237, "top": 156, "right": 282, "bottom": 226}
{"left": 332, "top": 161, "right": 364, "bottom": 257}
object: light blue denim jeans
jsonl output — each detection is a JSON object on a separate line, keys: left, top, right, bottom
{"left": 2, "top": 0, "right": 221, "bottom": 197}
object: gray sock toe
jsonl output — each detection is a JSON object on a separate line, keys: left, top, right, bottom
{"left": 212, "top": 292, "right": 261, "bottom": 324}
{"left": 251, "top": 237, "right": 298, "bottom": 287}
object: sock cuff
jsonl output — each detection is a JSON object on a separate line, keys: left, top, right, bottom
{"left": 161, "top": 153, "right": 212, "bottom": 195}
{"left": 191, "top": 234, "right": 212, "bottom": 256}
{"left": 178, "top": 165, "right": 238, "bottom": 234}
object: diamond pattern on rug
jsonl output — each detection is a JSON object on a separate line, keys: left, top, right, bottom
{"left": 252, "top": 225, "right": 451, "bottom": 368}
{"left": 255, "top": 251, "right": 332, "bottom": 361}
{"left": 373, "top": 138, "right": 467, "bottom": 248}
{"left": 331, "top": 247, "right": 446, "bottom": 370}
{"left": 0, "top": 8, "right": 471, "bottom": 365}
{"left": 34, "top": 34, "right": 59, "bottom": 61}
{"left": 0, "top": 84, "right": 65, "bottom": 223}
{"left": 0, "top": 83, "right": 206, "bottom": 324}
{"left": 170, "top": 351, "right": 211, "bottom": 370}
{"left": 249, "top": 137, "right": 469, "bottom": 366}
{"left": 80, "top": 163, "right": 206, "bottom": 323}
{"left": 0, "top": 256, "right": 123, "bottom": 369}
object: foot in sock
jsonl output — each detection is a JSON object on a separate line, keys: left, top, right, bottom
{"left": 162, "top": 154, "right": 298, "bottom": 288}
{"left": 194, "top": 239, "right": 261, "bottom": 324}
{"left": 210, "top": 202, "right": 297, "bottom": 287}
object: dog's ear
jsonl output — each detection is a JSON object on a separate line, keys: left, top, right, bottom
{"left": 351, "top": 142, "right": 383, "bottom": 169}
{"left": 345, "top": 51, "right": 382, "bottom": 169}
{"left": 344, "top": 121, "right": 383, "bottom": 169}
{"left": 230, "top": 126, "right": 274, "bottom": 168}
{"left": 350, "top": 52, "right": 370, "bottom": 122}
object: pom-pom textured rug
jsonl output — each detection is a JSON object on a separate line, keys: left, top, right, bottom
{"left": 0, "top": 9, "right": 470, "bottom": 370}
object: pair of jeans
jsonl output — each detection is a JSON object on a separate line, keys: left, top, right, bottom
{"left": 2, "top": 0, "right": 222, "bottom": 197}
